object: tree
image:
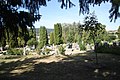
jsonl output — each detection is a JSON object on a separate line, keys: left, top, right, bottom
{"left": 17, "top": 37, "right": 25, "bottom": 47}
{"left": 108, "top": 33, "right": 117, "bottom": 41}
{"left": 83, "top": 12, "right": 102, "bottom": 44}
{"left": 62, "top": 22, "right": 80, "bottom": 43}
{"left": 50, "top": 32, "right": 54, "bottom": 45}
{"left": 83, "top": 12, "right": 103, "bottom": 65}
{"left": 27, "top": 27, "right": 37, "bottom": 46}
{"left": 82, "top": 30, "right": 91, "bottom": 44}
{"left": 62, "top": 23, "right": 69, "bottom": 43}
{"left": 39, "top": 26, "right": 48, "bottom": 49}
{"left": 74, "top": 32, "right": 79, "bottom": 43}
{"left": 0, "top": 0, "right": 42, "bottom": 45}
{"left": 96, "top": 24, "right": 111, "bottom": 43}
{"left": 0, "top": 30, "right": 6, "bottom": 50}
{"left": 17, "top": 27, "right": 29, "bottom": 47}
{"left": 67, "top": 30, "right": 74, "bottom": 43}
{"left": 0, "top": 0, "right": 119, "bottom": 44}
{"left": 27, "top": 38, "right": 38, "bottom": 47}
{"left": 6, "top": 30, "right": 18, "bottom": 48}
{"left": 54, "top": 23, "right": 63, "bottom": 45}
{"left": 29, "top": 27, "right": 36, "bottom": 39}
{"left": 117, "top": 26, "right": 120, "bottom": 39}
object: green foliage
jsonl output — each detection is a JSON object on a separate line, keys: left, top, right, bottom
{"left": 74, "top": 33, "right": 79, "bottom": 43}
{"left": 117, "top": 26, "right": 120, "bottom": 39}
{"left": 54, "top": 23, "right": 63, "bottom": 45}
{"left": 58, "top": 45, "right": 65, "bottom": 55}
{"left": 36, "top": 45, "right": 42, "bottom": 54}
{"left": 79, "top": 42, "right": 86, "bottom": 51}
{"left": 67, "top": 31, "right": 74, "bottom": 43}
{"left": 0, "top": 37, "right": 6, "bottom": 48}
{"left": 95, "top": 44, "right": 120, "bottom": 55}
{"left": 17, "top": 27, "right": 29, "bottom": 47}
{"left": 83, "top": 12, "right": 104, "bottom": 45}
{"left": 62, "top": 22, "right": 80, "bottom": 43}
{"left": 0, "top": 28, "right": 6, "bottom": 47}
{"left": 17, "top": 37, "right": 25, "bottom": 47}
{"left": 27, "top": 27, "right": 37, "bottom": 47}
{"left": 50, "top": 32, "right": 54, "bottom": 45}
{"left": 1, "top": 0, "right": 119, "bottom": 48}
{"left": 7, "top": 48, "right": 23, "bottom": 55}
{"left": 39, "top": 26, "right": 48, "bottom": 49}
{"left": 44, "top": 48, "right": 52, "bottom": 54}
{"left": 9, "top": 39, "right": 18, "bottom": 48}
{"left": 29, "top": 27, "right": 36, "bottom": 39}
{"left": 109, "top": 35, "right": 116, "bottom": 41}
{"left": 78, "top": 37, "right": 86, "bottom": 51}
{"left": 0, "top": 0, "right": 42, "bottom": 43}
{"left": 27, "top": 38, "right": 38, "bottom": 46}
{"left": 95, "top": 24, "right": 109, "bottom": 41}
{"left": 82, "top": 30, "right": 91, "bottom": 44}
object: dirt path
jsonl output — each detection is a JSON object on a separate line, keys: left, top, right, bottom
{"left": 0, "top": 53, "right": 120, "bottom": 80}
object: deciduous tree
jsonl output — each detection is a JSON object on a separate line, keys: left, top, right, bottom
{"left": 83, "top": 12, "right": 103, "bottom": 64}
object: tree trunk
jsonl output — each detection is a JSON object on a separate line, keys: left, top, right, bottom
{"left": 93, "top": 38, "right": 98, "bottom": 65}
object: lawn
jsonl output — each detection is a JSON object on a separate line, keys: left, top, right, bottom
{"left": 0, "top": 53, "right": 120, "bottom": 80}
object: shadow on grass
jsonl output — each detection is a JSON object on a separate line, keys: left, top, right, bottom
{"left": 0, "top": 53, "right": 120, "bottom": 80}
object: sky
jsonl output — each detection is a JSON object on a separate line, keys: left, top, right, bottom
{"left": 34, "top": 0, "right": 120, "bottom": 30}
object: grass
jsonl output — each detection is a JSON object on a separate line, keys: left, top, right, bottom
{"left": 0, "top": 53, "right": 120, "bottom": 80}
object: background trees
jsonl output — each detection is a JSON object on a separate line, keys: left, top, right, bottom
{"left": 17, "top": 27, "right": 29, "bottom": 47}
{"left": 1, "top": 0, "right": 119, "bottom": 42}
{"left": 62, "top": 22, "right": 80, "bottom": 43}
{"left": 117, "top": 26, "right": 120, "bottom": 40}
{"left": 27, "top": 38, "right": 38, "bottom": 47}
{"left": 39, "top": 26, "right": 48, "bottom": 49}
{"left": 54, "top": 23, "right": 63, "bottom": 45}
{"left": 27, "top": 27, "right": 38, "bottom": 47}
{"left": 0, "top": 0, "right": 119, "bottom": 49}
{"left": 50, "top": 32, "right": 54, "bottom": 45}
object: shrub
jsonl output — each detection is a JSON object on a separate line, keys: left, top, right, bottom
{"left": 95, "top": 43, "right": 120, "bottom": 55}
{"left": 58, "top": 45, "right": 65, "bottom": 55}
{"left": 7, "top": 48, "right": 23, "bottom": 55}
{"left": 27, "top": 38, "right": 38, "bottom": 47}
{"left": 44, "top": 48, "right": 52, "bottom": 54}
{"left": 79, "top": 42, "right": 86, "bottom": 51}
{"left": 36, "top": 46, "right": 42, "bottom": 54}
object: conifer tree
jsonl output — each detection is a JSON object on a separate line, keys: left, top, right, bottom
{"left": 39, "top": 26, "right": 48, "bottom": 48}
{"left": 50, "top": 32, "right": 54, "bottom": 45}
{"left": 54, "top": 23, "right": 63, "bottom": 45}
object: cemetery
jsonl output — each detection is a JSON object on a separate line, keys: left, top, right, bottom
{"left": 0, "top": 0, "right": 120, "bottom": 80}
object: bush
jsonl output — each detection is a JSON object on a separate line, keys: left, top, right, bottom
{"left": 95, "top": 44, "right": 120, "bottom": 55}
{"left": 58, "top": 45, "right": 65, "bottom": 55}
{"left": 79, "top": 43, "right": 86, "bottom": 51}
{"left": 38, "top": 47, "right": 52, "bottom": 55}
{"left": 36, "top": 45, "right": 42, "bottom": 54}
{"left": 27, "top": 38, "right": 38, "bottom": 47}
{"left": 44, "top": 48, "right": 52, "bottom": 54}
{"left": 7, "top": 48, "right": 23, "bottom": 55}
